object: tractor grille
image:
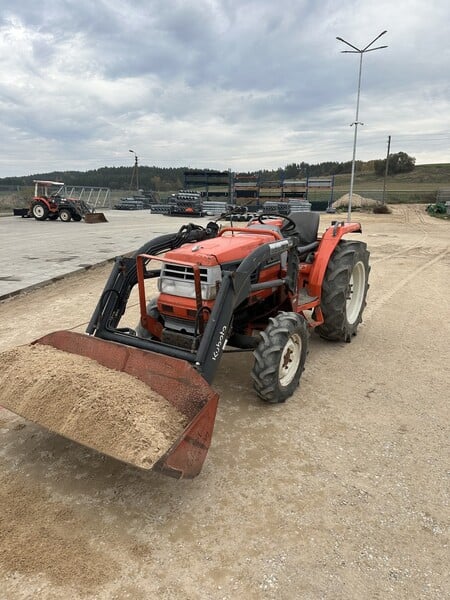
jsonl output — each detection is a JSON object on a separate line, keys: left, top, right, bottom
{"left": 161, "top": 264, "right": 209, "bottom": 282}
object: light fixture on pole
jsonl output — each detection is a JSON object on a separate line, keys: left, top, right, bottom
{"left": 336, "top": 31, "right": 388, "bottom": 221}
{"left": 129, "top": 149, "right": 139, "bottom": 191}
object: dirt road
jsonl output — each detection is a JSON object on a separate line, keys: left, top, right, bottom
{"left": 0, "top": 205, "right": 448, "bottom": 599}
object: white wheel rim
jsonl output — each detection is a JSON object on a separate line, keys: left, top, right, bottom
{"left": 34, "top": 205, "right": 44, "bottom": 217}
{"left": 278, "top": 333, "right": 302, "bottom": 386}
{"left": 347, "top": 261, "right": 366, "bottom": 325}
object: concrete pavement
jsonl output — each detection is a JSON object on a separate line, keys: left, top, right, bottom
{"left": 0, "top": 210, "right": 211, "bottom": 298}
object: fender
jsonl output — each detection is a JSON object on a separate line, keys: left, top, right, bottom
{"left": 307, "top": 221, "right": 362, "bottom": 298}
{"left": 36, "top": 197, "right": 53, "bottom": 211}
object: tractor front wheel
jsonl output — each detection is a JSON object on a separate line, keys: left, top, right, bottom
{"left": 31, "top": 202, "right": 49, "bottom": 221}
{"left": 317, "top": 240, "right": 370, "bottom": 342}
{"left": 252, "top": 312, "right": 308, "bottom": 403}
{"left": 59, "top": 208, "right": 72, "bottom": 222}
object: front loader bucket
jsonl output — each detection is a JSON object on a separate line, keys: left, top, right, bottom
{"left": 0, "top": 331, "right": 218, "bottom": 478}
{"left": 84, "top": 212, "right": 108, "bottom": 223}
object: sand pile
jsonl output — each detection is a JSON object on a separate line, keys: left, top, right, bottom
{"left": 0, "top": 344, "right": 188, "bottom": 469}
{"left": 333, "top": 193, "right": 378, "bottom": 209}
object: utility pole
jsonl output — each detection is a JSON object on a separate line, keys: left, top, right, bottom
{"left": 228, "top": 168, "right": 234, "bottom": 205}
{"left": 382, "top": 135, "right": 391, "bottom": 204}
{"left": 129, "top": 149, "right": 139, "bottom": 191}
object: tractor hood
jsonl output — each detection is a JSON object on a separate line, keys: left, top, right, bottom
{"left": 164, "top": 231, "right": 276, "bottom": 266}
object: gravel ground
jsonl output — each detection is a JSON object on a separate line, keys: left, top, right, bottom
{"left": 0, "top": 205, "right": 448, "bottom": 599}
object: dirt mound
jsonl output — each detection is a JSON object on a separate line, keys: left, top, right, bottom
{"left": 0, "top": 344, "right": 188, "bottom": 469}
{"left": 333, "top": 193, "right": 378, "bottom": 209}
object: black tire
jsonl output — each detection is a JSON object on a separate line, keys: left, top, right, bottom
{"left": 317, "top": 240, "right": 370, "bottom": 342}
{"left": 252, "top": 312, "right": 309, "bottom": 403}
{"left": 31, "top": 202, "right": 49, "bottom": 221}
{"left": 59, "top": 208, "right": 72, "bottom": 222}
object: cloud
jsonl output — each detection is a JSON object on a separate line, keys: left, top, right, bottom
{"left": 0, "top": 0, "right": 449, "bottom": 176}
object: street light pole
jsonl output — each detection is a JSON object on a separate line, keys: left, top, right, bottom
{"left": 382, "top": 134, "right": 391, "bottom": 204}
{"left": 129, "top": 149, "right": 139, "bottom": 191}
{"left": 336, "top": 31, "right": 388, "bottom": 221}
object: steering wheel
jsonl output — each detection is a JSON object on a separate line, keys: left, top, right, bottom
{"left": 250, "top": 212, "right": 298, "bottom": 234}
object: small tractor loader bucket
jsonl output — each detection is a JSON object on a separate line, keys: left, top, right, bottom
{"left": 0, "top": 331, "right": 218, "bottom": 478}
{"left": 84, "top": 212, "right": 108, "bottom": 223}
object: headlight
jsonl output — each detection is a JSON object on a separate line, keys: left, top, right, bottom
{"left": 159, "top": 264, "right": 222, "bottom": 300}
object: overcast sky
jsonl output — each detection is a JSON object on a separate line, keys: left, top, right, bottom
{"left": 1, "top": 0, "right": 449, "bottom": 177}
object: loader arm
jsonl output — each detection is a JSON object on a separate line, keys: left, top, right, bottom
{"left": 87, "top": 233, "right": 177, "bottom": 334}
{"left": 195, "top": 236, "right": 295, "bottom": 382}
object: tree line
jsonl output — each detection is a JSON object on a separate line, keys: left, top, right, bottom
{"left": 283, "top": 152, "right": 415, "bottom": 180}
{"left": 0, "top": 166, "right": 186, "bottom": 191}
{"left": 0, "top": 153, "right": 415, "bottom": 190}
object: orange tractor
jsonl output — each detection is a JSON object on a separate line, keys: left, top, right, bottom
{"left": 1, "top": 211, "right": 369, "bottom": 478}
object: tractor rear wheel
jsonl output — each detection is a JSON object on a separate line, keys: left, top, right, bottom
{"left": 252, "top": 312, "right": 308, "bottom": 403}
{"left": 31, "top": 202, "right": 49, "bottom": 221}
{"left": 317, "top": 240, "right": 370, "bottom": 342}
{"left": 59, "top": 208, "right": 72, "bottom": 222}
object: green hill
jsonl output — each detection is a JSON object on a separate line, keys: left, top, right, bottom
{"left": 334, "top": 163, "right": 450, "bottom": 191}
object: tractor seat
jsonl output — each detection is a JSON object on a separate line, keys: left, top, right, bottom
{"left": 287, "top": 212, "right": 320, "bottom": 245}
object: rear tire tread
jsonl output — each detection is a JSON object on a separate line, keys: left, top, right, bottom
{"left": 317, "top": 241, "right": 370, "bottom": 342}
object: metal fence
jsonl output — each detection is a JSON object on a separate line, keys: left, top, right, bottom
{"left": 64, "top": 186, "right": 111, "bottom": 209}
{"left": 0, "top": 184, "right": 112, "bottom": 209}
{"left": 437, "top": 189, "right": 450, "bottom": 202}
{"left": 0, "top": 185, "right": 22, "bottom": 192}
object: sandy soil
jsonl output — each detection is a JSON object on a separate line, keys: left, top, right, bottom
{"left": 0, "top": 345, "right": 187, "bottom": 469}
{"left": 0, "top": 205, "right": 448, "bottom": 599}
